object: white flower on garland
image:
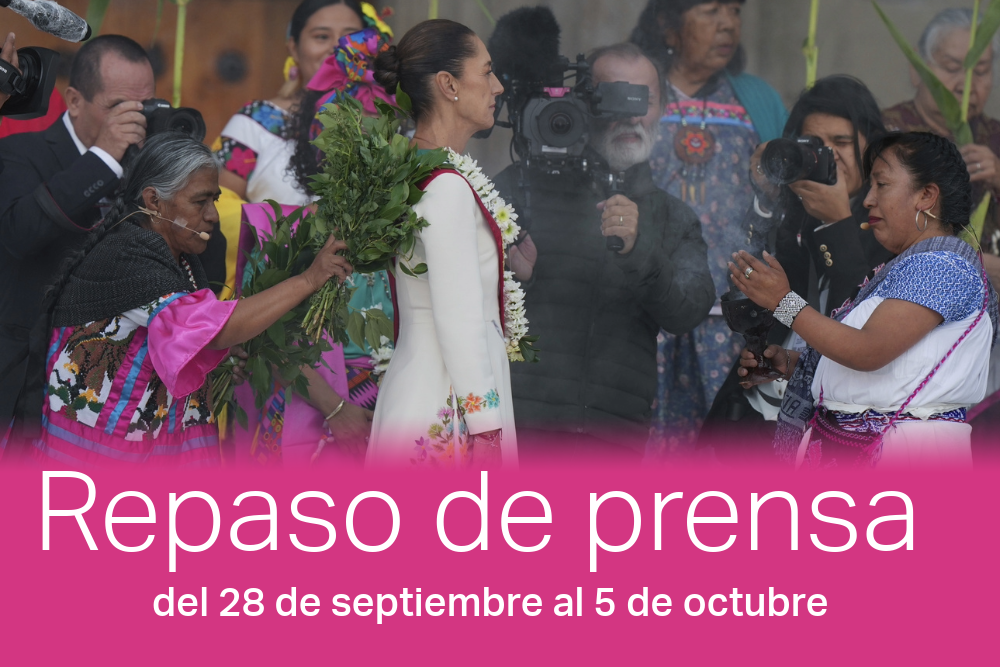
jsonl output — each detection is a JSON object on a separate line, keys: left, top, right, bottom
{"left": 448, "top": 150, "right": 530, "bottom": 362}
{"left": 370, "top": 335, "right": 394, "bottom": 376}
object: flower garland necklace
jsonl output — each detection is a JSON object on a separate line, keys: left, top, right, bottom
{"left": 447, "top": 150, "right": 531, "bottom": 362}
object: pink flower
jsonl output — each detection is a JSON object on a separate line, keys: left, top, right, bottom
{"left": 228, "top": 146, "right": 257, "bottom": 179}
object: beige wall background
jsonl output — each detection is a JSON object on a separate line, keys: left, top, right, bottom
{"left": 387, "top": 0, "right": 1000, "bottom": 174}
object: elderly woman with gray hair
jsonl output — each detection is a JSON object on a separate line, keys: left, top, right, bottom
{"left": 8, "top": 133, "right": 351, "bottom": 468}
{"left": 882, "top": 8, "right": 1000, "bottom": 460}
{"left": 883, "top": 8, "right": 1000, "bottom": 276}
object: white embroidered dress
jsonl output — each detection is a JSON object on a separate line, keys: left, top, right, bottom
{"left": 810, "top": 251, "right": 993, "bottom": 468}
{"left": 367, "top": 171, "right": 518, "bottom": 468}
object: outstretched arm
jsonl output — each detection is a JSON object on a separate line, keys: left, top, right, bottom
{"left": 208, "top": 236, "right": 352, "bottom": 349}
{"left": 730, "top": 250, "right": 943, "bottom": 372}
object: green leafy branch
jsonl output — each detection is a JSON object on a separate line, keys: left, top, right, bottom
{"left": 210, "top": 204, "right": 331, "bottom": 428}
{"left": 803, "top": 0, "right": 820, "bottom": 88}
{"left": 304, "top": 91, "right": 447, "bottom": 350}
{"left": 874, "top": 0, "right": 1000, "bottom": 244}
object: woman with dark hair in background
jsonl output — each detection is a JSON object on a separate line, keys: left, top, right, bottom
{"left": 733, "top": 132, "right": 998, "bottom": 469}
{"left": 704, "top": 76, "right": 896, "bottom": 462}
{"left": 14, "top": 134, "right": 351, "bottom": 468}
{"left": 630, "top": 0, "right": 788, "bottom": 459}
{"left": 367, "top": 19, "right": 515, "bottom": 469}
{"left": 216, "top": 1, "right": 395, "bottom": 468}
{"left": 214, "top": 0, "right": 379, "bottom": 205}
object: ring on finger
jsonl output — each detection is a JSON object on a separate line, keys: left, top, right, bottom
{"left": 619, "top": 215, "right": 624, "bottom": 224}
{"left": 978, "top": 162, "right": 983, "bottom": 172}
{"left": 744, "top": 266, "right": 754, "bottom": 279}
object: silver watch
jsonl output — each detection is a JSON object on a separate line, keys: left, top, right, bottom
{"left": 774, "top": 291, "right": 808, "bottom": 327}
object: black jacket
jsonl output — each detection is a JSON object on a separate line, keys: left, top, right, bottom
{"left": 774, "top": 191, "right": 894, "bottom": 317}
{"left": 494, "top": 160, "right": 715, "bottom": 452}
{"left": 0, "top": 119, "right": 119, "bottom": 420}
{"left": 703, "top": 190, "right": 894, "bottom": 458}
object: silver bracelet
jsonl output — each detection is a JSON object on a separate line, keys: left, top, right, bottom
{"left": 324, "top": 398, "right": 346, "bottom": 422}
{"left": 774, "top": 291, "right": 808, "bottom": 327}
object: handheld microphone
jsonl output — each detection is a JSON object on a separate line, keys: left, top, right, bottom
{"left": 140, "top": 207, "right": 211, "bottom": 241}
{"left": 603, "top": 171, "right": 626, "bottom": 252}
{"left": 1, "top": 0, "right": 92, "bottom": 43}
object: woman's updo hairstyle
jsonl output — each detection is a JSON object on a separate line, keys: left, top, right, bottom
{"left": 373, "top": 19, "right": 478, "bottom": 121}
{"left": 862, "top": 131, "right": 973, "bottom": 234}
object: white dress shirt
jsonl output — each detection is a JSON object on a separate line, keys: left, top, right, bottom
{"left": 62, "top": 111, "right": 123, "bottom": 178}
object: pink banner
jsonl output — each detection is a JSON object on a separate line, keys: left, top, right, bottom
{"left": 1, "top": 466, "right": 995, "bottom": 663}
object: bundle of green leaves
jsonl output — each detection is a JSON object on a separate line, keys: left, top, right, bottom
{"left": 210, "top": 205, "right": 328, "bottom": 429}
{"left": 210, "top": 93, "right": 448, "bottom": 428}
{"left": 303, "top": 93, "right": 448, "bottom": 349}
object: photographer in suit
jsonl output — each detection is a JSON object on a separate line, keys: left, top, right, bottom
{"left": 0, "top": 35, "right": 155, "bottom": 423}
{"left": 703, "top": 75, "right": 896, "bottom": 463}
{"left": 494, "top": 42, "right": 715, "bottom": 464}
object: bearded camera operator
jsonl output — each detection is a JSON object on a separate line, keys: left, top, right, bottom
{"left": 702, "top": 75, "right": 896, "bottom": 463}
{"left": 493, "top": 42, "right": 715, "bottom": 465}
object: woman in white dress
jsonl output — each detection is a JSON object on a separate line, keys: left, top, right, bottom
{"left": 367, "top": 19, "right": 515, "bottom": 469}
{"left": 731, "top": 132, "right": 998, "bottom": 469}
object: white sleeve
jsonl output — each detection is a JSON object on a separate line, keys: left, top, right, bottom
{"left": 87, "top": 147, "right": 123, "bottom": 178}
{"left": 418, "top": 173, "right": 502, "bottom": 435}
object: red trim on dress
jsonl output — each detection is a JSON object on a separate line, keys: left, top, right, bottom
{"left": 389, "top": 168, "right": 506, "bottom": 342}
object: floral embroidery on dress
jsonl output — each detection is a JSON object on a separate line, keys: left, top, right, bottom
{"left": 412, "top": 392, "right": 471, "bottom": 467}
{"left": 48, "top": 318, "right": 136, "bottom": 426}
{"left": 214, "top": 137, "right": 258, "bottom": 180}
{"left": 212, "top": 101, "right": 287, "bottom": 181}
{"left": 45, "top": 294, "right": 214, "bottom": 441}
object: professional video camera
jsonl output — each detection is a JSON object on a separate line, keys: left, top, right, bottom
{"left": 140, "top": 98, "right": 207, "bottom": 142}
{"left": 0, "top": 46, "right": 58, "bottom": 119}
{"left": 487, "top": 7, "right": 648, "bottom": 175}
{"left": 486, "top": 7, "right": 649, "bottom": 250}
{"left": 760, "top": 136, "right": 837, "bottom": 186}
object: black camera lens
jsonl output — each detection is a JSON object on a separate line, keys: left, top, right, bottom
{"left": 536, "top": 100, "right": 586, "bottom": 148}
{"left": 166, "top": 109, "right": 206, "bottom": 139}
{"left": 761, "top": 136, "right": 836, "bottom": 186}
{"left": 140, "top": 98, "right": 207, "bottom": 142}
{"left": 1, "top": 47, "right": 59, "bottom": 120}
{"left": 761, "top": 140, "right": 809, "bottom": 185}
{"left": 549, "top": 112, "right": 572, "bottom": 135}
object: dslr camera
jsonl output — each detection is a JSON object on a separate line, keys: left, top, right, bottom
{"left": 140, "top": 99, "right": 207, "bottom": 142}
{"left": 0, "top": 46, "right": 58, "bottom": 119}
{"left": 760, "top": 135, "right": 837, "bottom": 186}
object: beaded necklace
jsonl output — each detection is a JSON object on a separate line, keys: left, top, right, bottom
{"left": 180, "top": 256, "right": 198, "bottom": 290}
{"left": 666, "top": 83, "right": 716, "bottom": 205}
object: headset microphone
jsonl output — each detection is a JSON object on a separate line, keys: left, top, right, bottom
{"left": 140, "top": 207, "right": 211, "bottom": 240}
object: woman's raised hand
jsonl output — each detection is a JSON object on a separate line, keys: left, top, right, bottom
{"left": 303, "top": 235, "right": 353, "bottom": 291}
{"left": 728, "top": 250, "right": 791, "bottom": 311}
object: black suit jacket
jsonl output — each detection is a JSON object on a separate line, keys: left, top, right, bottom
{"left": 0, "top": 118, "right": 119, "bottom": 420}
